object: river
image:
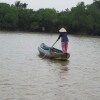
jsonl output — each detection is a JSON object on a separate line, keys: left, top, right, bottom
{"left": 0, "top": 31, "right": 100, "bottom": 100}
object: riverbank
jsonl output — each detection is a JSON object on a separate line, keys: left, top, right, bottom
{"left": 0, "top": 30, "right": 100, "bottom": 37}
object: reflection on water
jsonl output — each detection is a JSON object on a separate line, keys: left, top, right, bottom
{"left": 38, "top": 53, "right": 70, "bottom": 71}
{"left": 0, "top": 32, "right": 100, "bottom": 100}
{"left": 38, "top": 54, "right": 69, "bottom": 69}
{"left": 47, "top": 59, "right": 69, "bottom": 71}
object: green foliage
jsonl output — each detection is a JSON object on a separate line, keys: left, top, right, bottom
{"left": 0, "top": 3, "right": 18, "bottom": 30}
{"left": 36, "top": 8, "right": 58, "bottom": 32}
{"left": 15, "top": 1, "right": 28, "bottom": 9}
{"left": 0, "top": 1, "right": 100, "bottom": 35}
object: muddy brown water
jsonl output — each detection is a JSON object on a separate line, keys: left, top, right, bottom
{"left": 0, "top": 31, "right": 100, "bottom": 100}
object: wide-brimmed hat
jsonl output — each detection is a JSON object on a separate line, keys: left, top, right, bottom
{"left": 59, "top": 28, "right": 67, "bottom": 32}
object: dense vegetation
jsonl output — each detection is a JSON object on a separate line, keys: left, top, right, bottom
{"left": 0, "top": 0, "right": 100, "bottom": 35}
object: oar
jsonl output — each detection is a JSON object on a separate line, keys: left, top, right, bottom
{"left": 42, "top": 39, "right": 58, "bottom": 59}
{"left": 51, "top": 39, "right": 58, "bottom": 48}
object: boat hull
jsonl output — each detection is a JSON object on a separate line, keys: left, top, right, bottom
{"left": 38, "top": 43, "right": 70, "bottom": 60}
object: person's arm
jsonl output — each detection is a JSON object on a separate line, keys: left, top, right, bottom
{"left": 66, "top": 35, "right": 69, "bottom": 42}
{"left": 57, "top": 34, "right": 62, "bottom": 41}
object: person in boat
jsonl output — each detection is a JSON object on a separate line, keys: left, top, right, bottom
{"left": 57, "top": 27, "right": 69, "bottom": 55}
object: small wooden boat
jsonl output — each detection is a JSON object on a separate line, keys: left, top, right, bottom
{"left": 38, "top": 43, "right": 70, "bottom": 60}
